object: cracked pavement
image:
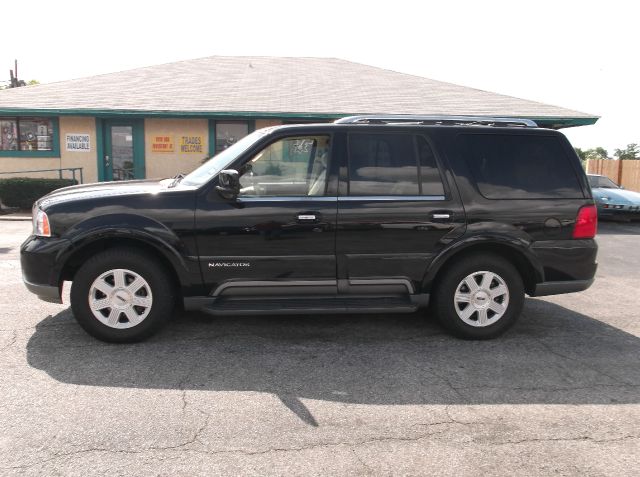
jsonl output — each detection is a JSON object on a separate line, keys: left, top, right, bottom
{"left": 1, "top": 220, "right": 639, "bottom": 476}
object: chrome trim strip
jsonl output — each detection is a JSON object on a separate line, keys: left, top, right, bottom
{"left": 212, "top": 280, "right": 338, "bottom": 297}
{"left": 237, "top": 195, "right": 445, "bottom": 202}
{"left": 349, "top": 278, "right": 415, "bottom": 294}
{"left": 345, "top": 253, "right": 432, "bottom": 259}
{"left": 237, "top": 196, "right": 337, "bottom": 202}
{"left": 338, "top": 196, "right": 445, "bottom": 202}
{"left": 201, "top": 255, "right": 331, "bottom": 260}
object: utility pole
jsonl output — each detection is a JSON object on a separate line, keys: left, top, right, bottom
{"left": 8, "top": 60, "right": 26, "bottom": 88}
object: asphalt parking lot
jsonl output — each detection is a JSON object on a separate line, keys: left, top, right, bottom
{"left": 0, "top": 219, "right": 639, "bottom": 476}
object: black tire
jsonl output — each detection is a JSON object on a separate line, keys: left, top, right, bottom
{"left": 70, "top": 247, "right": 175, "bottom": 343}
{"left": 433, "top": 253, "right": 524, "bottom": 340}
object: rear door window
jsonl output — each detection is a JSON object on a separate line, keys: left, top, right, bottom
{"left": 347, "top": 133, "right": 445, "bottom": 196}
{"left": 461, "top": 134, "right": 583, "bottom": 199}
{"left": 417, "top": 136, "right": 445, "bottom": 196}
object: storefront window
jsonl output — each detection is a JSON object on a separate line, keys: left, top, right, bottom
{"left": 216, "top": 121, "right": 249, "bottom": 153}
{"left": 0, "top": 119, "right": 18, "bottom": 151}
{"left": 0, "top": 117, "right": 54, "bottom": 151}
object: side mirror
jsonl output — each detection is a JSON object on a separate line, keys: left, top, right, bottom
{"left": 216, "top": 169, "right": 240, "bottom": 199}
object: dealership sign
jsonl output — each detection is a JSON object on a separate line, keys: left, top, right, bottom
{"left": 65, "top": 133, "right": 91, "bottom": 152}
{"left": 180, "top": 136, "right": 203, "bottom": 153}
{"left": 151, "top": 135, "right": 174, "bottom": 153}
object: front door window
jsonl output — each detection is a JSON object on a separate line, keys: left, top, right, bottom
{"left": 238, "top": 135, "right": 331, "bottom": 197}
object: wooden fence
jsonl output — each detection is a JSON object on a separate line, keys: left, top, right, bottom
{"left": 585, "top": 159, "right": 640, "bottom": 192}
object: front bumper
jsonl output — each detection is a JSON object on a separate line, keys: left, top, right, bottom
{"left": 597, "top": 204, "right": 640, "bottom": 221}
{"left": 21, "top": 235, "right": 70, "bottom": 304}
{"left": 23, "top": 278, "right": 62, "bottom": 304}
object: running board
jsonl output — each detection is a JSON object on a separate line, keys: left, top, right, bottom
{"left": 196, "top": 295, "right": 427, "bottom": 316}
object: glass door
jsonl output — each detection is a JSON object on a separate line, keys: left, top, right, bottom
{"left": 103, "top": 120, "right": 144, "bottom": 181}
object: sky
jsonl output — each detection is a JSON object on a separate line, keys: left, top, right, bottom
{"left": 1, "top": 0, "right": 637, "bottom": 154}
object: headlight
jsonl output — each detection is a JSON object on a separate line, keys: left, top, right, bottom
{"left": 33, "top": 208, "right": 51, "bottom": 237}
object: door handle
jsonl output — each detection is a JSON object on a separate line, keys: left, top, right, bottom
{"left": 430, "top": 211, "right": 453, "bottom": 222}
{"left": 297, "top": 214, "right": 317, "bottom": 221}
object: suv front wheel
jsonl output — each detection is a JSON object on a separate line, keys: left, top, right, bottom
{"left": 433, "top": 253, "right": 524, "bottom": 339}
{"left": 70, "top": 247, "right": 175, "bottom": 342}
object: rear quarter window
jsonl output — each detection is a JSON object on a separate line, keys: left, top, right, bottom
{"left": 461, "top": 134, "right": 583, "bottom": 199}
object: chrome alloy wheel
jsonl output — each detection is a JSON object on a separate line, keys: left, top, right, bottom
{"left": 453, "top": 271, "right": 510, "bottom": 327}
{"left": 88, "top": 269, "right": 153, "bottom": 329}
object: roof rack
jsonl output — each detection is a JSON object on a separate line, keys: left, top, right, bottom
{"left": 334, "top": 115, "right": 538, "bottom": 128}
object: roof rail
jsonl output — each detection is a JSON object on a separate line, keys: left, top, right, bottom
{"left": 334, "top": 115, "right": 538, "bottom": 128}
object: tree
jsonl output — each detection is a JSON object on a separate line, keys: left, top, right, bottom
{"left": 575, "top": 147, "right": 610, "bottom": 161}
{"left": 614, "top": 143, "right": 639, "bottom": 160}
{"left": 0, "top": 79, "right": 39, "bottom": 90}
{"left": 589, "top": 147, "right": 609, "bottom": 160}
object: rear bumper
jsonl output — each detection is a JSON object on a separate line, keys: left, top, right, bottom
{"left": 531, "top": 239, "right": 598, "bottom": 282}
{"left": 529, "top": 239, "right": 597, "bottom": 297}
{"left": 530, "top": 278, "right": 594, "bottom": 297}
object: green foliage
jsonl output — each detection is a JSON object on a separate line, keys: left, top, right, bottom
{"left": 614, "top": 143, "right": 639, "bottom": 160}
{"left": 0, "top": 177, "right": 76, "bottom": 209}
{"left": 589, "top": 147, "right": 609, "bottom": 160}
{"left": 577, "top": 147, "right": 609, "bottom": 161}
{"left": 0, "top": 79, "right": 39, "bottom": 90}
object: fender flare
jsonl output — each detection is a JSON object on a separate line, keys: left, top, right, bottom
{"left": 422, "top": 233, "right": 545, "bottom": 291}
{"left": 54, "top": 214, "right": 194, "bottom": 284}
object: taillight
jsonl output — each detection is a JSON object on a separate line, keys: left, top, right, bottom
{"left": 573, "top": 205, "right": 597, "bottom": 239}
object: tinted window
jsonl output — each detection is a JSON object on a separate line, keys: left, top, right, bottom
{"left": 417, "top": 136, "right": 445, "bottom": 196}
{"left": 348, "top": 134, "right": 444, "bottom": 196}
{"left": 462, "top": 134, "right": 583, "bottom": 199}
{"left": 588, "top": 175, "right": 620, "bottom": 189}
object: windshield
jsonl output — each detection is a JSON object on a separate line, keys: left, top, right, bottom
{"left": 588, "top": 175, "right": 620, "bottom": 189}
{"left": 181, "top": 130, "right": 268, "bottom": 186}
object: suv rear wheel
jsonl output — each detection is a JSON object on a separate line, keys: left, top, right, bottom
{"left": 70, "top": 248, "right": 175, "bottom": 342}
{"left": 433, "top": 253, "right": 524, "bottom": 339}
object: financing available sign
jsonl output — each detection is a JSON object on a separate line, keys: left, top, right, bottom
{"left": 65, "top": 133, "right": 91, "bottom": 152}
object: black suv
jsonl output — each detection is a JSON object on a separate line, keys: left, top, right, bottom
{"left": 21, "top": 115, "right": 598, "bottom": 342}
